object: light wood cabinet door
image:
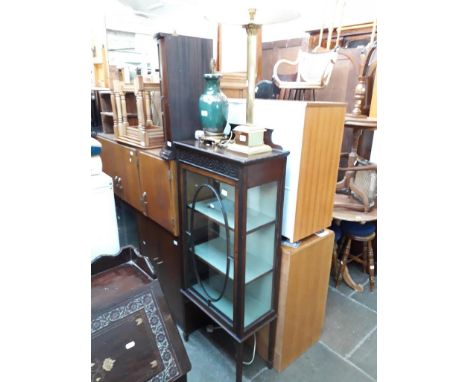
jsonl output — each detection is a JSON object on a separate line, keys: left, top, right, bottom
{"left": 97, "top": 136, "right": 117, "bottom": 180}
{"left": 115, "top": 144, "right": 141, "bottom": 211}
{"left": 138, "top": 151, "right": 179, "bottom": 236}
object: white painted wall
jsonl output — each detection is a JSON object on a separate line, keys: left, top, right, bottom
{"left": 96, "top": 0, "right": 376, "bottom": 73}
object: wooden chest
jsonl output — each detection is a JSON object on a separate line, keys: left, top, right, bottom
{"left": 91, "top": 246, "right": 190, "bottom": 382}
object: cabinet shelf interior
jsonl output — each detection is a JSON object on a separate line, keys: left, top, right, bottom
{"left": 188, "top": 197, "right": 276, "bottom": 233}
{"left": 191, "top": 271, "right": 272, "bottom": 327}
{"left": 192, "top": 236, "right": 273, "bottom": 284}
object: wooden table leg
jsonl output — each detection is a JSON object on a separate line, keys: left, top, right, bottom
{"left": 342, "top": 265, "right": 364, "bottom": 292}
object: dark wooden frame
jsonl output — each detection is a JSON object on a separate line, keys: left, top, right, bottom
{"left": 154, "top": 33, "right": 213, "bottom": 159}
{"left": 175, "top": 140, "right": 288, "bottom": 382}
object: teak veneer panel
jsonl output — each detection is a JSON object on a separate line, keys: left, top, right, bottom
{"left": 293, "top": 104, "right": 345, "bottom": 242}
{"left": 257, "top": 230, "right": 335, "bottom": 371}
{"left": 139, "top": 151, "right": 179, "bottom": 236}
{"left": 117, "top": 144, "right": 141, "bottom": 211}
{"left": 96, "top": 134, "right": 179, "bottom": 236}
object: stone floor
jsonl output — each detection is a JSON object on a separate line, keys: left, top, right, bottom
{"left": 183, "top": 262, "right": 377, "bottom": 382}
{"left": 116, "top": 199, "right": 377, "bottom": 381}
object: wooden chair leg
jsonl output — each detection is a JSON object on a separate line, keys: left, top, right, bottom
{"left": 336, "top": 237, "right": 351, "bottom": 287}
{"left": 367, "top": 239, "right": 375, "bottom": 291}
{"left": 332, "top": 243, "right": 338, "bottom": 278}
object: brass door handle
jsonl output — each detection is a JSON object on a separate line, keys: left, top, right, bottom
{"left": 141, "top": 191, "right": 148, "bottom": 214}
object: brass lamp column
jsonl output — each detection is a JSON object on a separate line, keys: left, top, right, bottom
{"left": 245, "top": 8, "right": 259, "bottom": 124}
{"left": 227, "top": 8, "right": 272, "bottom": 156}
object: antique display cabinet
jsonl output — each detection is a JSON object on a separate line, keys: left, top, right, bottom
{"left": 175, "top": 140, "right": 289, "bottom": 382}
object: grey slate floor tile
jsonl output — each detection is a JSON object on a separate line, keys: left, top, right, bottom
{"left": 253, "top": 341, "right": 374, "bottom": 382}
{"left": 349, "top": 329, "right": 377, "bottom": 379}
{"left": 351, "top": 278, "right": 377, "bottom": 312}
{"left": 320, "top": 288, "right": 377, "bottom": 357}
{"left": 183, "top": 328, "right": 267, "bottom": 382}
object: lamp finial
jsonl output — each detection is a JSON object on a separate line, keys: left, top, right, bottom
{"left": 248, "top": 8, "right": 256, "bottom": 23}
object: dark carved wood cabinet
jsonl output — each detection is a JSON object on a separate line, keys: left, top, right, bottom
{"left": 155, "top": 33, "right": 213, "bottom": 159}
{"left": 175, "top": 140, "right": 289, "bottom": 382}
{"left": 91, "top": 246, "right": 191, "bottom": 382}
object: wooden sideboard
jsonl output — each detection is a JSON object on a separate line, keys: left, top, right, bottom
{"left": 97, "top": 133, "right": 179, "bottom": 236}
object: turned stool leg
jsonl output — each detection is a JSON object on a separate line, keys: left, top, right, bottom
{"left": 336, "top": 237, "right": 351, "bottom": 287}
{"left": 367, "top": 239, "right": 375, "bottom": 291}
{"left": 332, "top": 242, "right": 339, "bottom": 280}
{"left": 362, "top": 241, "right": 368, "bottom": 273}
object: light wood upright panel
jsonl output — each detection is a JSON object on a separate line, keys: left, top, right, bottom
{"left": 293, "top": 104, "right": 346, "bottom": 241}
{"left": 257, "top": 229, "right": 335, "bottom": 371}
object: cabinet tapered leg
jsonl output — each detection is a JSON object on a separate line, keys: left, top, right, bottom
{"left": 236, "top": 341, "right": 244, "bottom": 382}
{"left": 267, "top": 322, "right": 276, "bottom": 369}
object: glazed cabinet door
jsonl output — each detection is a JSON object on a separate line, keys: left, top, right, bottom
{"left": 138, "top": 151, "right": 179, "bottom": 236}
{"left": 182, "top": 167, "right": 238, "bottom": 330}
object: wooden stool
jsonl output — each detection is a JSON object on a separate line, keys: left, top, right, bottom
{"left": 335, "top": 221, "right": 376, "bottom": 291}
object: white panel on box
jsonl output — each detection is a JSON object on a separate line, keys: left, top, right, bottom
{"left": 227, "top": 99, "right": 309, "bottom": 241}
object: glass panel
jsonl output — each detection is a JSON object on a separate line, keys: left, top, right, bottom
{"left": 245, "top": 272, "right": 273, "bottom": 327}
{"left": 185, "top": 169, "right": 236, "bottom": 325}
{"left": 186, "top": 171, "right": 236, "bottom": 229}
{"left": 244, "top": 181, "right": 278, "bottom": 326}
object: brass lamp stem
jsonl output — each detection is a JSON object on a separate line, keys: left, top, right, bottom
{"left": 244, "top": 8, "right": 259, "bottom": 125}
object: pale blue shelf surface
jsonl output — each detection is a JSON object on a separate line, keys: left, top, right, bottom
{"left": 192, "top": 197, "right": 275, "bottom": 233}
{"left": 191, "top": 281, "right": 269, "bottom": 327}
{"left": 194, "top": 237, "right": 273, "bottom": 284}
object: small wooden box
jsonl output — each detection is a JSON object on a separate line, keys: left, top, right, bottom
{"left": 257, "top": 230, "right": 334, "bottom": 371}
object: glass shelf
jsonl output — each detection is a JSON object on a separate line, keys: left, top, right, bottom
{"left": 193, "top": 237, "right": 273, "bottom": 284}
{"left": 192, "top": 273, "right": 272, "bottom": 327}
{"left": 189, "top": 197, "right": 275, "bottom": 233}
